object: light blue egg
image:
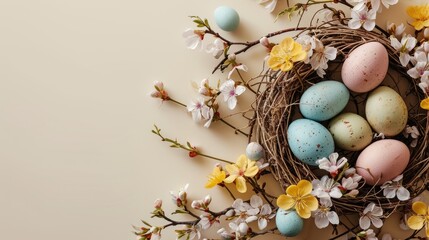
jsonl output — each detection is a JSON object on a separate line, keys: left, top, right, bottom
{"left": 246, "top": 142, "right": 265, "bottom": 160}
{"left": 299, "top": 81, "right": 350, "bottom": 121}
{"left": 276, "top": 209, "right": 304, "bottom": 237}
{"left": 214, "top": 6, "right": 240, "bottom": 32}
{"left": 287, "top": 119, "right": 335, "bottom": 166}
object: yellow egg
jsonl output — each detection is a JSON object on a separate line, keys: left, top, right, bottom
{"left": 356, "top": 139, "right": 410, "bottom": 185}
{"left": 365, "top": 86, "right": 408, "bottom": 137}
{"left": 328, "top": 113, "right": 373, "bottom": 151}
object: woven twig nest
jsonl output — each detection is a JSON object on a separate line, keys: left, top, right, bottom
{"left": 252, "top": 24, "right": 429, "bottom": 216}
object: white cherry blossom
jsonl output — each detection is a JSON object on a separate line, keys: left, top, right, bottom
{"left": 387, "top": 22, "right": 405, "bottom": 38}
{"left": 312, "top": 176, "right": 342, "bottom": 204}
{"left": 187, "top": 98, "right": 210, "bottom": 122}
{"left": 313, "top": 198, "right": 339, "bottom": 229}
{"left": 205, "top": 38, "right": 224, "bottom": 59}
{"left": 403, "top": 125, "right": 420, "bottom": 147}
{"left": 348, "top": 7, "right": 376, "bottom": 31}
{"left": 381, "top": 175, "right": 410, "bottom": 201}
{"left": 183, "top": 28, "right": 204, "bottom": 50}
{"left": 317, "top": 152, "right": 347, "bottom": 177}
{"left": 390, "top": 34, "right": 417, "bottom": 66}
{"left": 228, "top": 64, "right": 248, "bottom": 79}
{"left": 310, "top": 38, "right": 337, "bottom": 77}
{"left": 359, "top": 202, "right": 383, "bottom": 229}
{"left": 220, "top": 80, "right": 246, "bottom": 110}
{"left": 408, "top": 52, "right": 429, "bottom": 84}
{"left": 370, "top": 0, "right": 398, "bottom": 12}
{"left": 296, "top": 34, "right": 316, "bottom": 63}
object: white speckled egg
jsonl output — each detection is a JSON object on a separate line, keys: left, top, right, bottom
{"left": 341, "top": 42, "right": 389, "bottom": 93}
{"left": 299, "top": 81, "right": 350, "bottom": 121}
{"left": 214, "top": 6, "right": 240, "bottom": 32}
{"left": 276, "top": 209, "right": 303, "bottom": 237}
{"left": 246, "top": 142, "right": 265, "bottom": 160}
{"left": 287, "top": 119, "right": 335, "bottom": 166}
{"left": 365, "top": 86, "right": 408, "bottom": 137}
{"left": 328, "top": 113, "right": 373, "bottom": 151}
{"left": 356, "top": 139, "right": 410, "bottom": 185}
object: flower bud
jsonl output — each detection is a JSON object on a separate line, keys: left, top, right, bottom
{"left": 204, "top": 195, "right": 212, "bottom": 206}
{"left": 154, "top": 81, "right": 164, "bottom": 90}
{"left": 154, "top": 199, "right": 162, "bottom": 209}
{"left": 424, "top": 28, "right": 429, "bottom": 39}
{"left": 150, "top": 91, "right": 161, "bottom": 98}
{"left": 259, "top": 37, "right": 270, "bottom": 48}
{"left": 228, "top": 53, "right": 236, "bottom": 61}
{"left": 225, "top": 209, "right": 235, "bottom": 217}
{"left": 179, "top": 190, "right": 187, "bottom": 202}
{"left": 198, "top": 87, "right": 209, "bottom": 96}
{"left": 191, "top": 200, "right": 202, "bottom": 209}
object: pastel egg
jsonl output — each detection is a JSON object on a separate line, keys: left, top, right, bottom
{"left": 299, "top": 81, "right": 350, "bottom": 121}
{"left": 287, "top": 119, "right": 335, "bottom": 166}
{"left": 214, "top": 6, "right": 240, "bottom": 32}
{"left": 341, "top": 42, "right": 389, "bottom": 93}
{"left": 328, "top": 113, "right": 373, "bottom": 151}
{"left": 365, "top": 86, "right": 408, "bottom": 136}
{"left": 276, "top": 209, "right": 303, "bottom": 237}
{"left": 246, "top": 142, "right": 265, "bottom": 160}
{"left": 356, "top": 139, "right": 410, "bottom": 185}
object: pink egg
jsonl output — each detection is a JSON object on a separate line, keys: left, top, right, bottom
{"left": 356, "top": 139, "right": 410, "bottom": 185}
{"left": 341, "top": 42, "right": 389, "bottom": 93}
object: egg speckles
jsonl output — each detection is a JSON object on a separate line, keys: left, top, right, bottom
{"left": 287, "top": 119, "right": 335, "bottom": 166}
{"left": 329, "top": 113, "right": 373, "bottom": 151}
{"left": 299, "top": 81, "right": 350, "bottom": 121}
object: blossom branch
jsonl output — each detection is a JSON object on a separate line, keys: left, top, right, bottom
{"left": 152, "top": 125, "right": 234, "bottom": 164}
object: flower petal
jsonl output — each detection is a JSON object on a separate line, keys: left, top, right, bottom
{"left": 235, "top": 85, "right": 246, "bottom": 96}
{"left": 371, "top": 216, "right": 384, "bottom": 228}
{"left": 421, "top": 98, "right": 429, "bottom": 110}
{"left": 258, "top": 217, "right": 268, "bottom": 230}
{"left": 302, "top": 195, "right": 319, "bottom": 211}
{"left": 315, "top": 214, "right": 329, "bottom": 229}
{"left": 225, "top": 164, "right": 239, "bottom": 177}
{"left": 297, "top": 180, "right": 313, "bottom": 196}
{"left": 296, "top": 203, "right": 311, "bottom": 219}
{"left": 397, "top": 187, "right": 410, "bottom": 201}
{"left": 407, "top": 215, "right": 425, "bottom": 230}
{"left": 359, "top": 216, "right": 371, "bottom": 230}
{"left": 327, "top": 211, "right": 339, "bottom": 225}
{"left": 277, "top": 194, "right": 295, "bottom": 210}
{"left": 235, "top": 176, "right": 247, "bottom": 193}
{"left": 413, "top": 201, "right": 428, "bottom": 215}
{"left": 227, "top": 96, "right": 237, "bottom": 110}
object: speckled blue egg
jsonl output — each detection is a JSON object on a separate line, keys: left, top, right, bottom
{"left": 287, "top": 119, "right": 335, "bottom": 166}
{"left": 246, "top": 142, "right": 265, "bottom": 160}
{"left": 276, "top": 209, "right": 303, "bottom": 237}
{"left": 214, "top": 6, "right": 240, "bottom": 32}
{"left": 299, "top": 81, "right": 350, "bottom": 121}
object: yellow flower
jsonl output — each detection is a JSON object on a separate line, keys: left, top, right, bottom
{"left": 224, "top": 155, "right": 259, "bottom": 193}
{"left": 205, "top": 166, "right": 226, "bottom": 188}
{"left": 421, "top": 97, "right": 429, "bottom": 110}
{"left": 407, "top": 5, "right": 429, "bottom": 31}
{"left": 276, "top": 180, "right": 319, "bottom": 219}
{"left": 268, "top": 37, "right": 307, "bottom": 72}
{"left": 407, "top": 201, "right": 429, "bottom": 237}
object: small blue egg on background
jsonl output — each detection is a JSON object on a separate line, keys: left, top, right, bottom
{"left": 246, "top": 142, "right": 265, "bottom": 160}
{"left": 287, "top": 119, "right": 335, "bottom": 166}
{"left": 276, "top": 209, "right": 304, "bottom": 237}
{"left": 299, "top": 80, "right": 350, "bottom": 121}
{"left": 214, "top": 6, "right": 240, "bottom": 32}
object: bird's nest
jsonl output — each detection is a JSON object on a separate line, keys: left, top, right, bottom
{"left": 251, "top": 24, "right": 429, "bottom": 216}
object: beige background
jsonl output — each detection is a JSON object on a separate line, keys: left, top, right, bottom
{"left": 0, "top": 0, "right": 427, "bottom": 239}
